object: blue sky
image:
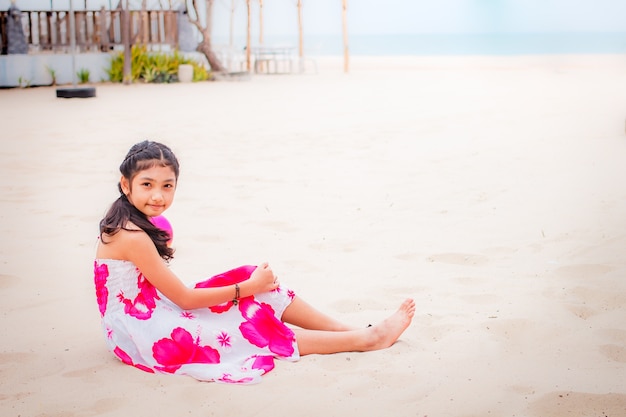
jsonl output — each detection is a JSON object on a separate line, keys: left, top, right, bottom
{"left": 5, "top": 0, "right": 626, "bottom": 37}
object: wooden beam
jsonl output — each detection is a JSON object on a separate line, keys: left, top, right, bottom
{"left": 246, "top": 0, "right": 251, "bottom": 72}
{"left": 297, "top": 0, "right": 303, "bottom": 58}
{"left": 342, "top": 0, "right": 349, "bottom": 73}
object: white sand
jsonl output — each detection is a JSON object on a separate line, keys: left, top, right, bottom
{"left": 1, "top": 55, "right": 625, "bottom": 416}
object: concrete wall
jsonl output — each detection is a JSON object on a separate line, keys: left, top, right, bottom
{"left": 0, "top": 53, "right": 112, "bottom": 87}
{"left": 0, "top": 51, "right": 212, "bottom": 88}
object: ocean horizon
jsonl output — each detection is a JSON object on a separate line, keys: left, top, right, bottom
{"left": 217, "top": 32, "right": 626, "bottom": 56}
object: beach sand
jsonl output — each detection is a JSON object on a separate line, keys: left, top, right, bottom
{"left": 1, "top": 54, "right": 625, "bottom": 417}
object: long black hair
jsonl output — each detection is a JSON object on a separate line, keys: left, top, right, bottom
{"left": 99, "top": 140, "right": 180, "bottom": 261}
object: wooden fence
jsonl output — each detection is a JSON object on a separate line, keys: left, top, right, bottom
{"left": 0, "top": 8, "right": 179, "bottom": 54}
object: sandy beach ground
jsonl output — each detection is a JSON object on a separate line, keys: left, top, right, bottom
{"left": 1, "top": 54, "right": 625, "bottom": 417}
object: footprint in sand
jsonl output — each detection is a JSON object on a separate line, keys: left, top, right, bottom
{"left": 599, "top": 344, "right": 626, "bottom": 363}
{"left": 562, "top": 285, "right": 624, "bottom": 319}
{"left": 0, "top": 351, "right": 36, "bottom": 364}
{"left": 528, "top": 391, "right": 626, "bottom": 417}
{"left": 554, "top": 264, "right": 613, "bottom": 280}
{"left": 0, "top": 274, "right": 19, "bottom": 289}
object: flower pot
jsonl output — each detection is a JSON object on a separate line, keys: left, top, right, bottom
{"left": 178, "top": 64, "right": 193, "bottom": 83}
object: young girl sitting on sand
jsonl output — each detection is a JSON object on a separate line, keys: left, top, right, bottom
{"left": 94, "top": 140, "right": 415, "bottom": 384}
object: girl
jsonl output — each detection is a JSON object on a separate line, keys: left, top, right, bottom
{"left": 95, "top": 140, "right": 415, "bottom": 384}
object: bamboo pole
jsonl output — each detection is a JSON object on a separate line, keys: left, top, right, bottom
{"left": 342, "top": 0, "right": 349, "bottom": 73}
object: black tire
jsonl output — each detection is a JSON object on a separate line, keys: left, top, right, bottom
{"left": 56, "top": 87, "right": 96, "bottom": 99}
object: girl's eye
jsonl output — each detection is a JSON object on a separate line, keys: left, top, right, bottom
{"left": 142, "top": 182, "right": 151, "bottom": 187}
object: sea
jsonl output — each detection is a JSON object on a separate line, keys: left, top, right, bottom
{"left": 233, "top": 32, "right": 626, "bottom": 56}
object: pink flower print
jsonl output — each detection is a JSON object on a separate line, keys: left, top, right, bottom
{"left": 94, "top": 261, "right": 109, "bottom": 317}
{"left": 116, "top": 271, "right": 160, "bottom": 320}
{"left": 238, "top": 297, "right": 295, "bottom": 357}
{"left": 113, "top": 346, "right": 154, "bottom": 373}
{"left": 217, "top": 374, "right": 256, "bottom": 384}
{"left": 250, "top": 355, "right": 275, "bottom": 373}
{"left": 152, "top": 327, "right": 221, "bottom": 373}
{"left": 215, "top": 355, "right": 274, "bottom": 383}
{"left": 181, "top": 311, "right": 195, "bottom": 319}
{"left": 216, "top": 331, "right": 232, "bottom": 349}
{"left": 207, "top": 300, "right": 236, "bottom": 314}
{"left": 194, "top": 265, "right": 257, "bottom": 313}
{"left": 286, "top": 289, "right": 296, "bottom": 300}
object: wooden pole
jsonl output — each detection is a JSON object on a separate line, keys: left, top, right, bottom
{"left": 259, "top": 0, "right": 264, "bottom": 45}
{"left": 45, "top": 11, "right": 52, "bottom": 50}
{"left": 297, "top": 0, "right": 303, "bottom": 59}
{"left": 297, "top": 0, "right": 304, "bottom": 72}
{"left": 342, "top": 0, "right": 349, "bottom": 73}
{"left": 99, "top": 6, "right": 107, "bottom": 51}
{"left": 246, "top": 0, "right": 251, "bottom": 72}
{"left": 122, "top": 0, "right": 131, "bottom": 84}
{"left": 206, "top": 0, "right": 213, "bottom": 37}
{"left": 69, "top": 0, "right": 77, "bottom": 86}
{"left": 229, "top": 0, "right": 235, "bottom": 49}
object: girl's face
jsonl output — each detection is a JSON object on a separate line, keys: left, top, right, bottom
{"left": 120, "top": 165, "right": 177, "bottom": 218}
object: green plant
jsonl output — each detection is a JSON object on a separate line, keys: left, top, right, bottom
{"left": 107, "top": 51, "right": 124, "bottom": 82}
{"left": 146, "top": 52, "right": 177, "bottom": 83}
{"left": 107, "top": 46, "right": 211, "bottom": 84}
{"left": 46, "top": 65, "right": 57, "bottom": 86}
{"left": 193, "top": 65, "right": 210, "bottom": 82}
{"left": 131, "top": 45, "right": 149, "bottom": 81}
{"left": 77, "top": 68, "right": 90, "bottom": 84}
{"left": 142, "top": 67, "right": 159, "bottom": 83}
{"left": 17, "top": 76, "right": 31, "bottom": 88}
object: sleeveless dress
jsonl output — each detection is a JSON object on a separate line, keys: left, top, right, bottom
{"left": 93, "top": 259, "right": 300, "bottom": 384}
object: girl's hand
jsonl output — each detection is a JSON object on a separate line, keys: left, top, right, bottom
{"left": 248, "top": 262, "right": 280, "bottom": 294}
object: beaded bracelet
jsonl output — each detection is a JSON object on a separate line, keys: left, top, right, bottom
{"left": 233, "top": 283, "right": 240, "bottom": 305}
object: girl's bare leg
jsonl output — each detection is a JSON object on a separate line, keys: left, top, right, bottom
{"left": 291, "top": 298, "right": 416, "bottom": 356}
{"left": 281, "top": 296, "right": 357, "bottom": 331}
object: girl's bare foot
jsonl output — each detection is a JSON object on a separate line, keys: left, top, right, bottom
{"left": 365, "top": 298, "right": 416, "bottom": 351}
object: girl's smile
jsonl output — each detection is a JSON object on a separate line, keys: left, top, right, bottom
{"left": 120, "top": 165, "right": 177, "bottom": 218}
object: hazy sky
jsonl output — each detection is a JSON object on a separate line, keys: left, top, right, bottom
{"left": 208, "top": 0, "right": 626, "bottom": 38}
{"left": 5, "top": 0, "right": 626, "bottom": 37}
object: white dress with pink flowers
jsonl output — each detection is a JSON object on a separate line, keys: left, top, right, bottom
{"left": 93, "top": 259, "right": 300, "bottom": 384}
